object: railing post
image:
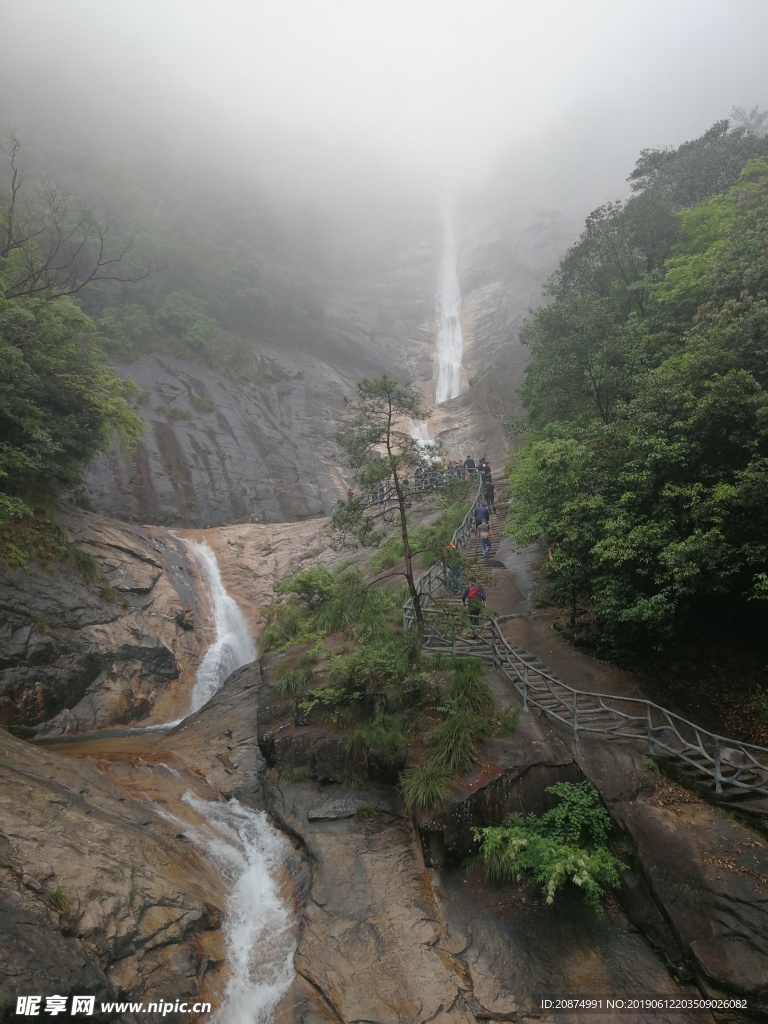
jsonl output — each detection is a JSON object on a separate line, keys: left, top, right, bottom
{"left": 523, "top": 665, "right": 529, "bottom": 712}
{"left": 572, "top": 690, "right": 578, "bottom": 739}
{"left": 646, "top": 704, "right": 654, "bottom": 755}
{"left": 714, "top": 738, "right": 722, "bottom": 795}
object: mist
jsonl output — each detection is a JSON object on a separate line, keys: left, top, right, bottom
{"left": 1, "top": 0, "right": 767, "bottom": 242}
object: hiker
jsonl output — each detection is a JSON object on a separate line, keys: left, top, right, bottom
{"left": 483, "top": 479, "right": 496, "bottom": 511}
{"left": 481, "top": 462, "right": 492, "bottom": 483}
{"left": 462, "top": 582, "right": 486, "bottom": 624}
{"left": 474, "top": 501, "right": 489, "bottom": 529}
{"left": 463, "top": 455, "right": 476, "bottom": 476}
{"left": 444, "top": 542, "right": 462, "bottom": 595}
{"left": 347, "top": 488, "right": 355, "bottom": 500}
{"left": 477, "top": 517, "right": 493, "bottom": 559}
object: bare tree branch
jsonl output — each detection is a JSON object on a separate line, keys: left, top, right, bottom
{"left": 1, "top": 131, "right": 152, "bottom": 300}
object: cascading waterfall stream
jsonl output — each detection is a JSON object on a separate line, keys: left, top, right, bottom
{"left": 409, "top": 417, "right": 432, "bottom": 446}
{"left": 171, "top": 542, "right": 294, "bottom": 1022}
{"left": 185, "top": 539, "right": 256, "bottom": 716}
{"left": 157, "top": 794, "right": 296, "bottom": 1024}
{"left": 434, "top": 212, "right": 463, "bottom": 404}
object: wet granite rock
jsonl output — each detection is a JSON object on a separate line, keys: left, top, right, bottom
{"left": 266, "top": 776, "right": 481, "bottom": 1024}
{"left": 572, "top": 732, "right": 768, "bottom": 1011}
{"left": 0, "top": 512, "right": 207, "bottom": 735}
{"left": 0, "top": 729, "right": 227, "bottom": 1022}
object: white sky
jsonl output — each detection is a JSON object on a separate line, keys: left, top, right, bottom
{"left": 2, "top": 0, "right": 767, "bottom": 198}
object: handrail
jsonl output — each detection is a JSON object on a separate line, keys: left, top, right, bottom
{"left": 418, "top": 611, "right": 768, "bottom": 796}
{"left": 401, "top": 482, "right": 768, "bottom": 797}
{"left": 402, "top": 476, "right": 484, "bottom": 629}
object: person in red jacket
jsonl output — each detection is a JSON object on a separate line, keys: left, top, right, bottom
{"left": 461, "top": 582, "right": 486, "bottom": 624}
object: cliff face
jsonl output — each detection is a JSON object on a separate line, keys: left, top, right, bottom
{"left": 425, "top": 211, "right": 551, "bottom": 469}
{"left": 82, "top": 232, "right": 440, "bottom": 529}
{"left": 0, "top": 509, "right": 347, "bottom": 737}
{"left": 0, "top": 513, "right": 206, "bottom": 736}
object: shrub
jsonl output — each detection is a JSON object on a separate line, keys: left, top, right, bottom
{"left": 47, "top": 886, "right": 72, "bottom": 913}
{"left": 298, "top": 685, "right": 362, "bottom": 724}
{"left": 450, "top": 660, "right": 494, "bottom": 715}
{"left": 277, "top": 762, "right": 309, "bottom": 782}
{"left": 400, "top": 761, "right": 453, "bottom": 813}
{"left": 70, "top": 548, "right": 101, "bottom": 582}
{"left": 274, "top": 664, "right": 314, "bottom": 696}
{"left": 496, "top": 707, "right": 520, "bottom": 734}
{"left": 354, "top": 804, "right": 377, "bottom": 821}
{"left": 189, "top": 394, "right": 216, "bottom": 413}
{"left": 348, "top": 713, "right": 407, "bottom": 768}
{"left": 31, "top": 614, "right": 49, "bottom": 635}
{"left": 427, "top": 705, "right": 491, "bottom": 775}
{"left": 473, "top": 782, "right": 623, "bottom": 915}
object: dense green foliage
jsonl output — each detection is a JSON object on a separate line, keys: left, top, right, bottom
{"left": 510, "top": 119, "right": 768, "bottom": 653}
{"left": 474, "top": 782, "right": 623, "bottom": 915}
{"left": 0, "top": 294, "right": 141, "bottom": 528}
{"left": 0, "top": 130, "right": 328, "bottom": 379}
{"left": 266, "top": 559, "right": 510, "bottom": 808}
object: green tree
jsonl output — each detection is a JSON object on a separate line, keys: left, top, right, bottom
{"left": 332, "top": 376, "right": 432, "bottom": 628}
{"left": 510, "top": 147, "right": 768, "bottom": 654}
{"left": 0, "top": 295, "right": 142, "bottom": 522}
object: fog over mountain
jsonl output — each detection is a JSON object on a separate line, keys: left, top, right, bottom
{"left": 2, "top": 0, "right": 766, "bottom": 222}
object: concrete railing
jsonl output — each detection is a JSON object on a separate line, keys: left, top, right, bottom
{"left": 418, "top": 611, "right": 768, "bottom": 797}
{"left": 402, "top": 476, "right": 484, "bottom": 630}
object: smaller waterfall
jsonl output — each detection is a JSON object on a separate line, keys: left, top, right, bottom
{"left": 186, "top": 540, "right": 256, "bottom": 715}
{"left": 409, "top": 418, "right": 432, "bottom": 446}
{"left": 434, "top": 213, "right": 463, "bottom": 404}
{"left": 163, "top": 794, "right": 296, "bottom": 1024}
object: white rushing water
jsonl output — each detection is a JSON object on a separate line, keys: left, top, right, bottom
{"left": 161, "top": 794, "right": 296, "bottom": 1024}
{"left": 409, "top": 418, "right": 432, "bottom": 445}
{"left": 185, "top": 539, "right": 256, "bottom": 715}
{"left": 434, "top": 212, "right": 463, "bottom": 404}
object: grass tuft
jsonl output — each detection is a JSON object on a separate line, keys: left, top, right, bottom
{"left": 400, "top": 762, "right": 453, "bottom": 814}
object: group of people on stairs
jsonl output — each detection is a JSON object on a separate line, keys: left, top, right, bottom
{"left": 444, "top": 456, "right": 503, "bottom": 625}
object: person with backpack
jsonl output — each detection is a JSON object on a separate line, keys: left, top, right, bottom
{"left": 477, "top": 515, "right": 493, "bottom": 559}
{"left": 483, "top": 479, "right": 496, "bottom": 512}
{"left": 474, "top": 502, "right": 489, "bottom": 529}
{"left": 461, "top": 582, "right": 486, "bottom": 624}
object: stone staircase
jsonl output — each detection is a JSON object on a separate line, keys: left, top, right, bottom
{"left": 412, "top": 481, "right": 768, "bottom": 814}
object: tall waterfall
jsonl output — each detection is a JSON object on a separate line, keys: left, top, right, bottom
{"left": 186, "top": 539, "right": 256, "bottom": 715}
{"left": 168, "top": 794, "right": 296, "bottom": 1024}
{"left": 434, "top": 213, "right": 463, "bottom": 404}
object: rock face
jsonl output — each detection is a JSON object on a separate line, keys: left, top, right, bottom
{"left": 0, "top": 511, "right": 208, "bottom": 735}
{"left": 423, "top": 212, "right": 551, "bottom": 471}
{"left": 0, "top": 729, "right": 227, "bottom": 1022}
{"left": 267, "top": 777, "right": 490, "bottom": 1024}
{"left": 575, "top": 734, "right": 768, "bottom": 1013}
{"left": 83, "top": 229, "right": 441, "bottom": 530}
{"left": 0, "top": 506, "right": 349, "bottom": 737}
{"left": 418, "top": 730, "right": 580, "bottom": 866}
{"left": 83, "top": 351, "right": 360, "bottom": 528}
